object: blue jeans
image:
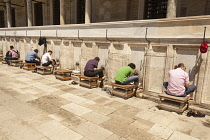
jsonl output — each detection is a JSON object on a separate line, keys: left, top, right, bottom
{"left": 163, "top": 82, "right": 196, "bottom": 97}
{"left": 4, "top": 57, "right": 18, "bottom": 65}
{"left": 116, "top": 76, "right": 139, "bottom": 85}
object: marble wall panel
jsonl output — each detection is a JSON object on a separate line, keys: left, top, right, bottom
{"left": 59, "top": 41, "right": 73, "bottom": 69}
{"left": 174, "top": 47, "right": 199, "bottom": 83}
{"left": 73, "top": 42, "right": 82, "bottom": 71}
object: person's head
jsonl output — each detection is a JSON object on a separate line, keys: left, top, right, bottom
{"left": 95, "top": 57, "right": 100, "bottom": 62}
{"left": 128, "top": 63, "right": 136, "bottom": 69}
{"left": 48, "top": 50, "right": 53, "bottom": 55}
{"left": 10, "top": 46, "right": 14, "bottom": 50}
{"left": 178, "top": 63, "right": 186, "bottom": 71}
{"left": 34, "top": 49, "right": 38, "bottom": 53}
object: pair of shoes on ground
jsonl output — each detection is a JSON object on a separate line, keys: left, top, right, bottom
{"left": 187, "top": 111, "right": 205, "bottom": 117}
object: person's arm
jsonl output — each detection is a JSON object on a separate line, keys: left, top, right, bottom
{"left": 37, "top": 57, "right": 41, "bottom": 61}
{"left": 93, "top": 61, "right": 98, "bottom": 70}
{"left": 185, "top": 73, "right": 190, "bottom": 87}
{"left": 35, "top": 53, "right": 41, "bottom": 61}
{"left": 9, "top": 50, "right": 12, "bottom": 56}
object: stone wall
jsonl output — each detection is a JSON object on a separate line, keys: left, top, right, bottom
{"left": 1, "top": 16, "right": 210, "bottom": 109}
{"left": 3, "top": 0, "right": 210, "bottom": 27}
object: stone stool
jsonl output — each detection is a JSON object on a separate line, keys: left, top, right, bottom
{"left": 54, "top": 69, "right": 72, "bottom": 81}
{"left": 111, "top": 83, "right": 137, "bottom": 99}
{"left": 10, "top": 60, "right": 23, "bottom": 67}
{"left": 158, "top": 93, "right": 190, "bottom": 114}
{"left": 22, "top": 63, "right": 36, "bottom": 70}
{"left": 79, "top": 75, "right": 99, "bottom": 89}
{"left": 37, "top": 66, "right": 52, "bottom": 75}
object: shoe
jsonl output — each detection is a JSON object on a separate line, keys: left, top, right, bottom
{"left": 187, "top": 111, "right": 194, "bottom": 117}
{"left": 99, "top": 76, "right": 106, "bottom": 81}
{"left": 193, "top": 111, "right": 205, "bottom": 117}
{"left": 71, "top": 81, "right": 78, "bottom": 85}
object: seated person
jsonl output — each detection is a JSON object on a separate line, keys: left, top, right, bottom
{"left": 25, "top": 49, "right": 41, "bottom": 65}
{"left": 115, "top": 63, "right": 139, "bottom": 86}
{"left": 84, "top": 57, "right": 105, "bottom": 87}
{"left": 115, "top": 63, "right": 139, "bottom": 96}
{"left": 163, "top": 63, "right": 196, "bottom": 97}
{"left": 41, "top": 50, "right": 55, "bottom": 66}
{"left": 5, "top": 46, "right": 19, "bottom": 65}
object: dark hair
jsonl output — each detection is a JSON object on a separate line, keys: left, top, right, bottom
{"left": 128, "top": 63, "right": 136, "bottom": 69}
{"left": 10, "top": 46, "right": 14, "bottom": 49}
{"left": 178, "top": 63, "right": 184, "bottom": 68}
{"left": 48, "top": 50, "right": 53, "bottom": 53}
{"left": 34, "top": 49, "right": 38, "bottom": 53}
{"left": 95, "top": 57, "right": 100, "bottom": 61}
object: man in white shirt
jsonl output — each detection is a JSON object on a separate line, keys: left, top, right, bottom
{"left": 163, "top": 63, "right": 196, "bottom": 97}
{"left": 41, "top": 50, "right": 55, "bottom": 66}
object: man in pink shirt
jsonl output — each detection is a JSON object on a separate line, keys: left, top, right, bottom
{"left": 163, "top": 63, "right": 196, "bottom": 97}
{"left": 5, "top": 46, "right": 19, "bottom": 65}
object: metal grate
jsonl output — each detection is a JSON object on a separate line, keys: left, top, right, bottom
{"left": 11, "top": 8, "right": 15, "bottom": 27}
{"left": 127, "top": 0, "right": 139, "bottom": 20}
{"left": 34, "top": 2, "right": 43, "bottom": 26}
{"left": 0, "top": 10, "right": 5, "bottom": 28}
{"left": 144, "top": 0, "right": 168, "bottom": 19}
{"left": 77, "top": 0, "right": 85, "bottom": 24}
{"left": 53, "top": 0, "right": 60, "bottom": 25}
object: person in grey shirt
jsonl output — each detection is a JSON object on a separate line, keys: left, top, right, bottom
{"left": 25, "top": 49, "right": 41, "bottom": 65}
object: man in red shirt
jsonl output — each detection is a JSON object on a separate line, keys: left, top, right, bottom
{"left": 163, "top": 63, "right": 196, "bottom": 97}
{"left": 5, "top": 46, "right": 19, "bottom": 65}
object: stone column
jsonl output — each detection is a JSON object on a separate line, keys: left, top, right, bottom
{"left": 26, "top": 0, "right": 33, "bottom": 26}
{"left": 166, "top": 0, "right": 177, "bottom": 18}
{"left": 5, "top": 0, "right": 12, "bottom": 28}
{"left": 60, "top": 0, "right": 65, "bottom": 25}
{"left": 85, "top": 0, "right": 91, "bottom": 24}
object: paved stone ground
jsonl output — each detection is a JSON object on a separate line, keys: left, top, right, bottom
{"left": 0, "top": 65, "right": 210, "bottom": 140}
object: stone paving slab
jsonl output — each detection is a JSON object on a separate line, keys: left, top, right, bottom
{"left": 0, "top": 64, "right": 209, "bottom": 140}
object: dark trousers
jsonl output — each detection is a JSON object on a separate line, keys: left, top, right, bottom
{"left": 163, "top": 82, "right": 196, "bottom": 97}
{"left": 25, "top": 60, "right": 40, "bottom": 66}
{"left": 42, "top": 61, "right": 52, "bottom": 66}
{"left": 42, "top": 59, "right": 56, "bottom": 66}
{"left": 5, "top": 57, "right": 18, "bottom": 65}
{"left": 84, "top": 69, "right": 104, "bottom": 78}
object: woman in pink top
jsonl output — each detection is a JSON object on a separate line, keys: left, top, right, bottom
{"left": 5, "top": 46, "right": 19, "bottom": 65}
{"left": 163, "top": 63, "right": 196, "bottom": 97}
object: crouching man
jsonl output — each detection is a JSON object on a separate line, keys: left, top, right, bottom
{"left": 41, "top": 50, "right": 55, "bottom": 66}
{"left": 25, "top": 49, "right": 41, "bottom": 65}
{"left": 84, "top": 57, "right": 105, "bottom": 88}
{"left": 163, "top": 63, "right": 196, "bottom": 97}
{"left": 114, "top": 63, "right": 139, "bottom": 96}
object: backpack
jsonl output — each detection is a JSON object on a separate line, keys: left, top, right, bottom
{"left": 6, "top": 50, "right": 11, "bottom": 57}
{"left": 200, "top": 27, "right": 208, "bottom": 53}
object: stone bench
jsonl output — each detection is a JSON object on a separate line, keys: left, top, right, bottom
{"left": 111, "top": 83, "right": 137, "bottom": 99}
{"left": 22, "top": 63, "right": 37, "bottom": 70}
{"left": 157, "top": 93, "right": 190, "bottom": 113}
{"left": 37, "top": 66, "right": 52, "bottom": 75}
{"left": 79, "top": 75, "right": 99, "bottom": 89}
{"left": 54, "top": 69, "right": 72, "bottom": 81}
{"left": 10, "top": 60, "right": 23, "bottom": 67}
